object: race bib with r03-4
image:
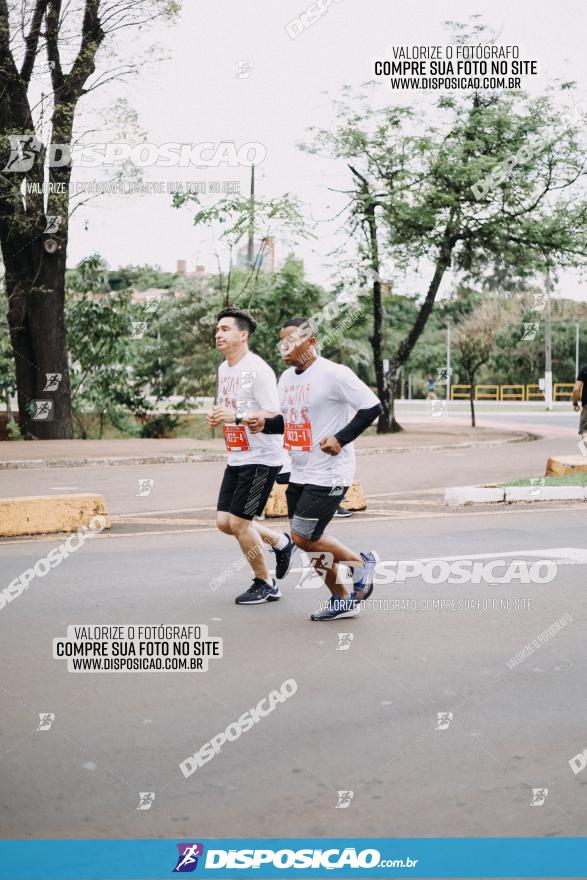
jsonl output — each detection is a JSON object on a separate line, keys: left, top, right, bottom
{"left": 223, "top": 424, "right": 250, "bottom": 452}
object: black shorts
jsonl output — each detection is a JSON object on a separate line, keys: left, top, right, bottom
{"left": 217, "top": 464, "right": 281, "bottom": 521}
{"left": 286, "top": 482, "right": 348, "bottom": 541}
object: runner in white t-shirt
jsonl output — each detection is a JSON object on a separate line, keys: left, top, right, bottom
{"left": 244, "top": 316, "right": 382, "bottom": 621}
{"left": 208, "top": 307, "right": 295, "bottom": 605}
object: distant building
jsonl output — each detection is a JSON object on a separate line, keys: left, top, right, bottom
{"left": 176, "top": 260, "right": 207, "bottom": 276}
{"left": 235, "top": 237, "right": 275, "bottom": 273}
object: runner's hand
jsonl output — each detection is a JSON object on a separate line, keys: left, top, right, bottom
{"left": 242, "top": 414, "right": 265, "bottom": 433}
{"left": 573, "top": 402, "right": 580, "bottom": 412}
{"left": 320, "top": 435, "right": 342, "bottom": 456}
{"left": 207, "top": 405, "right": 236, "bottom": 427}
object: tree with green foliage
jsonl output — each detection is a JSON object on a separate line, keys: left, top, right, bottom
{"left": 453, "top": 297, "right": 518, "bottom": 426}
{"left": 0, "top": 0, "right": 179, "bottom": 439}
{"left": 173, "top": 189, "right": 311, "bottom": 308}
{"left": 303, "top": 29, "right": 587, "bottom": 432}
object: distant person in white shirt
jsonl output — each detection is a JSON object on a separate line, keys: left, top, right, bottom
{"left": 208, "top": 307, "right": 295, "bottom": 605}
{"left": 244, "top": 316, "right": 382, "bottom": 621}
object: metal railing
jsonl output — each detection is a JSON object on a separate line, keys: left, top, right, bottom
{"left": 449, "top": 383, "right": 574, "bottom": 401}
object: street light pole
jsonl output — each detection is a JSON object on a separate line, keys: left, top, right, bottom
{"left": 544, "top": 272, "right": 553, "bottom": 411}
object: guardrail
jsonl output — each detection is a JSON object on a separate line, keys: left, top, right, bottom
{"left": 526, "top": 384, "right": 544, "bottom": 400}
{"left": 554, "top": 383, "right": 575, "bottom": 400}
{"left": 500, "top": 385, "right": 525, "bottom": 401}
{"left": 450, "top": 385, "right": 471, "bottom": 399}
{"left": 449, "top": 383, "right": 573, "bottom": 401}
{"left": 475, "top": 385, "right": 499, "bottom": 400}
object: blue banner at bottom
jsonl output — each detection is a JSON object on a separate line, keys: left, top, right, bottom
{"left": 0, "top": 838, "right": 585, "bottom": 879}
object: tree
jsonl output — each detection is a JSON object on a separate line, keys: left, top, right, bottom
{"left": 137, "top": 256, "right": 327, "bottom": 401}
{"left": 303, "top": 43, "right": 587, "bottom": 432}
{"left": 173, "top": 189, "right": 311, "bottom": 309}
{"left": 0, "top": 0, "right": 179, "bottom": 438}
{"left": 242, "top": 255, "right": 325, "bottom": 374}
{"left": 0, "top": 270, "right": 16, "bottom": 432}
{"left": 66, "top": 286, "right": 150, "bottom": 438}
{"left": 135, "top": 273, "right": 221, "bottom": 404}
{"left": 453, "top": 297, "right": 518, "bottom": 426}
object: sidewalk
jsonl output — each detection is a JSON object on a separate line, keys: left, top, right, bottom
{"left": 0, "top": 423, "right": 535, "bottom": 469}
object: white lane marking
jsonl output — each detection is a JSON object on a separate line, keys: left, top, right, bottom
{"left": 1, "top": 505, "right": 586, "bottom": 545}
{"left": 289, "top": 546, "right": 587, "bottom": 571}
{"left": 113, "top": 506, "right": 216, "bottom": 517}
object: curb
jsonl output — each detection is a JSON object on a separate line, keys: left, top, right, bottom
{"left": 0, "top": 493, "right": 111, "bottom": 537}
{"left": 546, "top": 454, "right": 587, "bottom": 476}
{"left": 445, "top": 485, "right": 587, "bottom": 507}
{"left": 0, "top": 452, "right": 226, "bottom": 470}
{"left": 445, "top": 487, "right": 505, "bottom": 507}
{"left": 0, "top": 431, "right": 537, "bottom": 471}
{"left": 357, "top": 431, "right": 537, "bottom": 457}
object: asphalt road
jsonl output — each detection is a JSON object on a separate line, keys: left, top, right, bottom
{"left": 1, "top": 500, "right": 586, "bottom": 841}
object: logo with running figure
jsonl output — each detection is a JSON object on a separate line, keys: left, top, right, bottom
{"left": 295, "top": 551, "right": 334, "bottom": 589}
{"left": 173, "top": 843, "right": 204, "bottom": 872}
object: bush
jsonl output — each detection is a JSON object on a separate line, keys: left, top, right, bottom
{"left": 138, "top": 413, "right": 181, "bottom": 439}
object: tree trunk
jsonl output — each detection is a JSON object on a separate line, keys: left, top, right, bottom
{"left": 385, "top": 364, "right": 404, "bottom": 433}
{"left": 348, "top": 164, "right": 397, "bottom": 433}
{"left": 4, "top": 239, "right": 73, "bottom": 439}
{"left": 5, "top": 388, "right": 13, "bottom": 422}
{"left": 468, "top": 371, "right": 476, "bottom": 427}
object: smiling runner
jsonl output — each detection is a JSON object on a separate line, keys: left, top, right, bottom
{"left": 244, "top": 316, "right": 382, "bottom": 621}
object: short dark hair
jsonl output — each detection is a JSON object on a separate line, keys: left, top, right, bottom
{"left": 280, "top": 316, "right": 316, "bottom": 334}
{"left": 217, "top": 306, "right": 257, "bottom": 336}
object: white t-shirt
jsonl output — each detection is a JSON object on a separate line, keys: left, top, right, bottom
{"left": 217, "top": 350, "right": 283, "bottom": 467}
{"left": 277, "top": 356, "right": 380, "bottom": 487}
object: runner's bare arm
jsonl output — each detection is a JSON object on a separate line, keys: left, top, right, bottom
{"left": 243, "top": 413, "right": 284, "bottom": 434}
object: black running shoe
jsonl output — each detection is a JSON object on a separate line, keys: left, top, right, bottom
{"left": 310, "top": 596, "right": 360, "bottom": 621}
{"left": 333, "top": 506, "right": 353, "bottom": 518}
{"left": 273, "top": 533, "right": 295, "bottom": 579}
{"left": 235, "top": 578, "right": 281, "bottom": 605}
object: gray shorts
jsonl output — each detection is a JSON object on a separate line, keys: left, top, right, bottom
{"left": 579, "top": 405, "right": 587, "bottom": 435}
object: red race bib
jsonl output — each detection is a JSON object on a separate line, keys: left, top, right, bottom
{"left": 223, "top": 424, "right": 250, "bottom": 452}
{"left": 284, "top": 421, "right": 312, "bottom": 452}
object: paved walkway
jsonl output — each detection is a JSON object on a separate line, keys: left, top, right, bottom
{"left": 0, "top": 422, "right": 533, "bottom": 469}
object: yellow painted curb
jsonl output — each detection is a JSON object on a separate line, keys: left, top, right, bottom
{"left": 545, "top": 456, "right": 587, "bottom": 477}
{"left": 263, "top": 480, "right": 367, "bottom": 518}
{"left": 0, "top": 494, "right": 111, "bottom": 538}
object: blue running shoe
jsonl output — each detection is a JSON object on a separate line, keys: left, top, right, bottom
{"left": 310, "top": 596, "right": 360, "bottom": 621}
{"left": 351, "top": 551, "right": 379, "bottom": 602}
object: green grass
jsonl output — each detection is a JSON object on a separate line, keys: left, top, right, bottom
{"left": 493, "top": 474, "right": 587, "bottom": 488}
{"left": 73, "top": 413, "right": 215, "bottom": 441}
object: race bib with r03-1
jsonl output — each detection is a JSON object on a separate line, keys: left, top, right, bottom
{"left": 284, "top": 421, "right": 312, "bottom": 452}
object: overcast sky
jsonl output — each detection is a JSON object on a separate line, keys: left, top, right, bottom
{"left": 65, "top": 0, "right": 587, "bottom": 300}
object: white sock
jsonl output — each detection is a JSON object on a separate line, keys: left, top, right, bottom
{"left": 274, "top": 533, "right": 289, "bottom": 551}
{"left": 262, "top": 577, "right": 274, "bottom": 587}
